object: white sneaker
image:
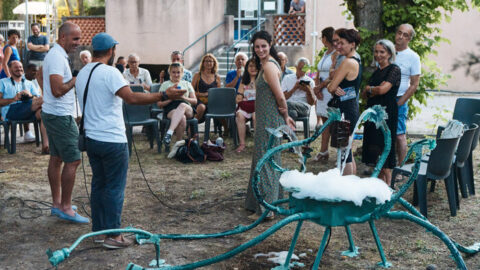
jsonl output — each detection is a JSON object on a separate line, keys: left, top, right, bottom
{"left": 24, "top": 131, "right": 36, "bottom": 142}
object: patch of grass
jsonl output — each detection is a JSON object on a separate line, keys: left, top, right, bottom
{"left": 212, "top": 169, "right": 233, "bottom": 180}
{"left": 190, "top": 189, "right": 206, "bottom": 199}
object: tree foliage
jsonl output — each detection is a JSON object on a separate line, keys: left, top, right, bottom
{"left": 2, "top": 0, "right": 20, "bottom": 21}
{"left": 343, "top": 0, "right": 477, "bottom": 118}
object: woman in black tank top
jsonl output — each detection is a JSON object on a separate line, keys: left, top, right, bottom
{"left": 327, "top": 28, "right": 362, "bottom": 176}
{"left": 191, "top": 53, "right": 221, "bottom": 122}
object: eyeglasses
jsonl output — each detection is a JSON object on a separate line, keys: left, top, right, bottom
{"left": 396, "top": 31, "right": 411, "bottom": 38}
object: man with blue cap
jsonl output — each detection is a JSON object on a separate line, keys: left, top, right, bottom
{"left": 75, "top": 32, "right": 184, "bottom": 249}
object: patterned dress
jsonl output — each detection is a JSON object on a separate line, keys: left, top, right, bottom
{"left": 245, "top": 59, "right": 286, "bottom": 214}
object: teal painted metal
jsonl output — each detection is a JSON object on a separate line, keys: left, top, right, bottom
{"left": 341, "top": 225, "right": 359, "bottom": 257}
{"left": 46, "top": 106, "right": 480, "bottom": 269}
{"left": 369, "top": 220, "right": 392, "bottom": 268}
{"left": 182, "top": 21, "right": 225, "bottom": 57}
{"left": 312, "top": 226, "right": 331, "bottom": 269}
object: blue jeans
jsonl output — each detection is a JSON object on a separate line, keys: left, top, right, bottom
{"left": 397, "top": 97, "right": 408, "bottom": 135}
{"left": 86, "top": 138, "right": 129, "bottom": 235}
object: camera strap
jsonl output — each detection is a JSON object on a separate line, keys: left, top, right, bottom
{"left": 79, "top": 63, "right": 102, "bottom": 136}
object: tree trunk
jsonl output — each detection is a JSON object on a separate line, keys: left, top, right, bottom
{"left": 77, "top": 0, "right": 84, "bottom": 16}
{"left": 65, "top": 0, "right": 74, "bottom": 16}
{"left": 353, "top": 0, "right": 383, "bottom": 39}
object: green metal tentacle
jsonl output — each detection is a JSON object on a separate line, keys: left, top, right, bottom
{"left": 385, "top": 211, "right": 467, "bottom": 270}
{"left": 125, "top": 212, "right": 319, "bottom": 270}
{"left": 46, "top": 228, "right": 157, "bottom": 267}
{"left": 251, "top": 108, "right": 342, "bottom": 216}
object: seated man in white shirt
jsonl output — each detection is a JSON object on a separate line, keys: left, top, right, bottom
{"left": 281, "top": 57, "right": 316, "bottom": 119}
{"left": 123, "top": 53, "right": 152, "bottom": 91}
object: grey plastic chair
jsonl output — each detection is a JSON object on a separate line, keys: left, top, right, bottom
{"left": 150, "top": 83, "right": 163, "bottom": 118}
{"left": 203, "top": 87, "right": 238, "bottom": 145}
{"left": 123, "top": 103, "right": 160, "bottom": 156}
{"left": 292, "top": 114, "right": 310, "bottom": 139}
{"left": 452, "top": 98, "right": 480, "bottom": 126}
{"left": 0, "top": 119, "right": 9, "bottom": 151}
{"left": 451, "top": 98, "right": 480, "bottom": 195}
{"left": 431, "top": 124, "right": 478, "bottom": 204}
{"left": 7, "top": 119, "right": 41, "bottom": 154}
{"left": 392, "top": 136, "right": 460, "bottom": 217}
{"left": 463, "top": 114, "right": 480, "bottom": 196}
{"left": 131, "top": 85, "right": 146, "bottom": 93}
{"left": 454, "top": 124, "right": 478, "bottom": 199}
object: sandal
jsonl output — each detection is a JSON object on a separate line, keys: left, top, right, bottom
{"left": 314, "top": 151, "right": 329, "bottom": 162}
{"left": 235, "top": 144, "right": 246, "bottom": 153}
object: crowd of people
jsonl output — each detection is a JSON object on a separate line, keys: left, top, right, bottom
{"left": 0, "top": 21, "right": 421, "bottom": 249}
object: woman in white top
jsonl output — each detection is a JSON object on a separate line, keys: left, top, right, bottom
{"left": 313, "top": 27, "right": 335, "bottom": 161}
{"left": 123, "top": 53, "right": 152, "bottom": 91}
{"left": 235, "top": 59, "right": 259, "bottom": 153}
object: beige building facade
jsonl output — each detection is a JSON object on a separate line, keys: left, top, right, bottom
{"left": 105, "top": 0, "right": 231, "bottom": 67}
{"left": 104, "top": 0, "right": 479, "bottom": 91}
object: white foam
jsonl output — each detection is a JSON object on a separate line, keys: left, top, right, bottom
{"left": 254, "top": 251, "right": 304, "bottom": 267}
{"left": 279, "top": 169, "right": 392, "bottom": 206}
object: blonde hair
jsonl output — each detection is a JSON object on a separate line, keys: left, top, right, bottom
{"left": 168, "top": 62, "right": 184, "bottom": 74}
{"left": 199, "top": 53, "right": 218, "bottom": 74}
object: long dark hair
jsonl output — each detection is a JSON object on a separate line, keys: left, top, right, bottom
{"left": 250, "top": 30, "right": 280, "bottom": 68}
{"left": 242, "top": 58, "right": 259, "bottom": 85}
{"left": 321, "top": 27, "right": 334, "bottom": 45}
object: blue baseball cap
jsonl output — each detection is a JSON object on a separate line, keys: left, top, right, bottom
{"left": 92, "top": 32, "right": 119, "bottom": 51}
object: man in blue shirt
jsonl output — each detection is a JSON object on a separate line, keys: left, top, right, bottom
{"left": 27, "top": 23, "right": 49, "bottom": 67}
{"left": 225, "top": 52, "right": 247, "bottom": 91}
{"left": 0, "top": 60, "right": 48, "bottom": 150}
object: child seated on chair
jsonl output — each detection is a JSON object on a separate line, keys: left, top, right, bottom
{"left": 157, "top": 63, "right": 197, "bottom": 147}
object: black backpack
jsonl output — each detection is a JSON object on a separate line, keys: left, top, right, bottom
{"left": 175, "top": 138, "right": 206, "bottom": 163}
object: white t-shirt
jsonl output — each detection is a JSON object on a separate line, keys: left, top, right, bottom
{"left": 394, "top": 47, "right": 421, "bottom": 97}
{"left": 281, "top": 73, "right": 314, "bottom": 107}
{"left": 75, "top": 63, "right": 128, "bottom": 143}
{"left": 123, "top": 67, "right": 152, "bottom": 86}
{"left": 42, "top": 44, "right": 75, "bottom": 116}
{"left": 159, "top": 80, "right": 194, "bottom": 98}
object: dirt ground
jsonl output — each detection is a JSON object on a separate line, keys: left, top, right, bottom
{"left": 1, "top": 132, "right": 480, "bottom": 270}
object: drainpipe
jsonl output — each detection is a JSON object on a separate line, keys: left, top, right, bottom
{"left": 25, "top": 0, "right": 29, "bottom": 65}
{"left": 311, "top": 0, "right": 318, "bottom": 65}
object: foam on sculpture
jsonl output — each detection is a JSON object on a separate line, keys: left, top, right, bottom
{"left": 280, "top": 168, "right": 392, "bottom": 206}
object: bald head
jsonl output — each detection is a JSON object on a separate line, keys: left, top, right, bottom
{"left": 59, "top": 22, "right": 80, "bottom": 36}
{"left": 277, "top": 52, "right": 288, "bottom": 70}
{"left": 57, "top": 22, "right": 81, "bottom": 53}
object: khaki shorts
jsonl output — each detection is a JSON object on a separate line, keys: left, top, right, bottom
{"left": 41, "top": 112, "right": 81, "bottom": 162}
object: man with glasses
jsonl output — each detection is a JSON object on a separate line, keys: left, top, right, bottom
{"left": 393, "top": 23, "right": 421, "bottom": 165}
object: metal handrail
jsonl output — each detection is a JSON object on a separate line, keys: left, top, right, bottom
{"left": 225, "top": 19, "right": 266, "bottom": 70}
{"left": 182, "top": 21, "right": 225, "bottom": 57}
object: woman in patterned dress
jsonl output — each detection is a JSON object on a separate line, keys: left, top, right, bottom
{"left": 245, "top": 31, "right": 295, "bottom": 218}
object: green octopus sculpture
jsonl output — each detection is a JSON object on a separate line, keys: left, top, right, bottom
{"left": 47, "top": 105, "right": 480, "bottom": 269}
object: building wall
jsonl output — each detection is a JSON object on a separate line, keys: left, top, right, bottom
{"left": 105, "top": 0, "right": 228, "bottom": 68}
{"left": 429, "top": 6, "right": 480, "bottom": 92}
{"left": 309, "top": 0, "right": 479, "bottom": 92}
